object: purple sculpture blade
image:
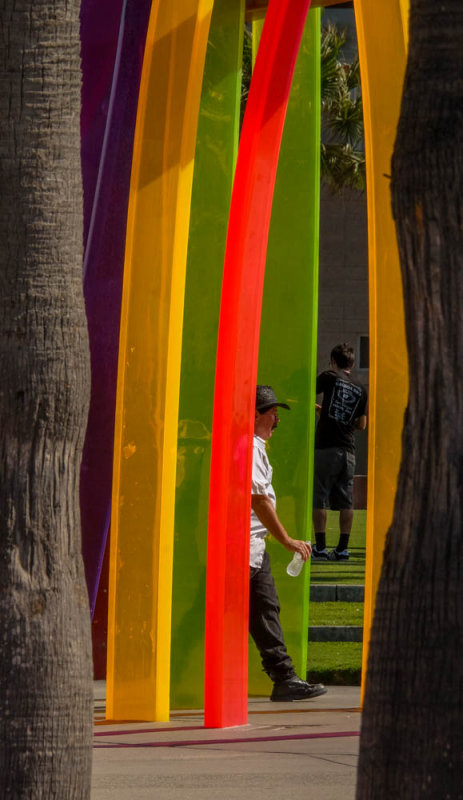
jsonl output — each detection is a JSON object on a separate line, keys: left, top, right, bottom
{"left": 80, "top": 0, "right": 152, "bottom": 615}
{"left": 81, "top": 0, "right": 124, "bottom": 246}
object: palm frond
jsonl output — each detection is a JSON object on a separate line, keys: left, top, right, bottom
{"left": 324, "top": 95, "right": 364, "bottom": 147}
{"left": 345, "top": 56, "right": 361, "bottom": 92}
{"left": 321, "top": 143, "right": 366, "bottom": 192}
{"left": 321, "top": 24, "right": 348, "bottom": 103}
{"left": 239, "top": 19, "right": 366, "bottom": 193}
{"left": 321, "top": 23, "right": 365, "bottom": 191}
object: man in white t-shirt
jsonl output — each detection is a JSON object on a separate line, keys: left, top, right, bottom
{"left": 250, "top": 385, "right": 327, "bottom": 702}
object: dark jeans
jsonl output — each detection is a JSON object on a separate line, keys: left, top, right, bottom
{"left": 249, "top": 551, "right": 295, "bottom": 683}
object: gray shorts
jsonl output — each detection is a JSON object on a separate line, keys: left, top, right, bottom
{"left": 313, "top": 447, "right": 355, "bottom": 510}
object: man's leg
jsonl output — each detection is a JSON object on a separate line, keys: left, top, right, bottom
{"left": 249, "top": 552, "right": 294, "bottom": 682}
{"left": 312, "top": 450, "right": 331, "bottom": 558}
{"left": 249, "top": 552, "right": 327, "bottom": 701}
{"left": 335, "top": 507, "right": 354, "bottom": 553}
{"left": 312, "top": 507, "right": 329, "bottom": 557}
{"left": 339, "top": 508, "right": 354, "bottom": 536}
{"left": 312, "top": 508, "right": 327, "bottom": 536}
{"left": 329, "top": 451, "right": 355, "bottom": 560}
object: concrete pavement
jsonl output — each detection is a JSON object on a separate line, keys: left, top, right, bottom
{"left": 92, "top": 682, "right": 361, "bottom": 799}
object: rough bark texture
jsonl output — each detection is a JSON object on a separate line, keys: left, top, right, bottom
{"left": 357, "top": 2, "right": 463, "bottom": 798}
{"left": 0, "top": 1, "right": 93, "bottom": 797}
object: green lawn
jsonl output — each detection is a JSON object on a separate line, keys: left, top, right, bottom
{"left": 310, "top": 509, "right": 366, "bottom": 584}
{"left": 309, "top": 601, "right": 364, "bottom": 626}
{"left": 307, "top": 509, "right": 366, "bottom": 684}
{"left": 307, "top": 642, "right": 363, "bottom": 686}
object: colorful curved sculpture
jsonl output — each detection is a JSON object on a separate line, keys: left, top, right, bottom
{"left": 248, "top": 8, "right": 321, "bottom": 696}
{"left": 106, "top": 0, "right": 214, "bottom": 722}
{"left": 204, "top": 0, "right": 312, "bottom": 728}
{"left": 354, "top": 0, "right": 409, "bottom": 692}
{"left": 77, "top": 0, "right": 411, "bottom": 728}
{"left": 170, "top": 0, "right": 245, "bottom": 711}
{"left": 80, "top": 0, "right": 152, "bottom": 617}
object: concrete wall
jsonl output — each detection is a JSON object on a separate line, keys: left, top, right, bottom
{"left": 317, "top": 7, "right": 369, "bottom": 476}
{"left": 317, "top": 183, "right": 369, "bottom": 474}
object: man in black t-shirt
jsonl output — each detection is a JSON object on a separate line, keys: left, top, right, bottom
{"left": 312, "top": 343, "right": 367, "bottom": 561}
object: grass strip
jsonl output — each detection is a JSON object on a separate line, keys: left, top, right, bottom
{"left": 307, "top": 642, "right": 363, "bottom": 686}
{"left": 307, "top": 510, "right": 366, "bottom": 684}
{"left": 309, "top": 602, "right": 364, "bottom": 626}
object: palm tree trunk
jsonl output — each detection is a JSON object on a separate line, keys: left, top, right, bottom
{"left": 0, "top": 1, "right": 93, "bottom": 797}
{"left": 357, "top": 1, "right": 463, "bottom": 797}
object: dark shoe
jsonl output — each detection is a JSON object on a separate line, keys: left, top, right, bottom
{"left": 270, "top": 676, "right": 327, "bottom": 702}
{"left": 311, "top": 546, "right": 329, "bottom": 561}
{"left": 328, "top": 548, "right": 349, "bottom": 561}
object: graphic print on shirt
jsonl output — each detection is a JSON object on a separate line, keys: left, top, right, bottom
{"left": 328, "top": 378, "right": 363, "bottom": 424}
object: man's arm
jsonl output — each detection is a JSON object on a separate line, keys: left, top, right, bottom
{"left": 354, "top": 414, "right": 367, "bottom": 431}
{"left": 251, "top": 494, "right": 311, "bottom": 560}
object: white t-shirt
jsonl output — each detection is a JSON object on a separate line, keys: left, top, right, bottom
{"left": 250, "top": 435, "right": 276, "bottom": 568}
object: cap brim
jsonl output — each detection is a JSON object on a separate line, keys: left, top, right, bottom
{"left": 257, "top": 402, "right": 290, "bottom": 412}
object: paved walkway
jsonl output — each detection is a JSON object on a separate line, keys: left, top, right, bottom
{"left": 92, "top": 683, "right": 361, "bottom": 799}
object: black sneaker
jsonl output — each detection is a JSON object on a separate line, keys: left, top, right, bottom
{"left": 311, "top": 546, "right": 329, "bottom": 561}
{"left": 328, "top": 548, "right": 349, "bottom": 561}
{"left": 270, "top": 676, "right": 327, "bottom": 702}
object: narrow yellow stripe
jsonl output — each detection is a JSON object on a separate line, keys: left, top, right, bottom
{"left": 400, "top": 0, "right": 410, "bottom": 45}
{"left": 107, "top": 0, "right": 214, "bottom": 722}
{"left": 353, "top": 0, "right": 409, "bottom": 701}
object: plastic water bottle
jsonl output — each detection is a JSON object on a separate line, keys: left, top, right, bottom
{"left": 286, "top": 541, "right": 311, "bottom": 577}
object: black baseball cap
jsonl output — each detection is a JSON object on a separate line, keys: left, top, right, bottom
{"left": 256, "top": 385, "right": 290, "bottom": 413}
